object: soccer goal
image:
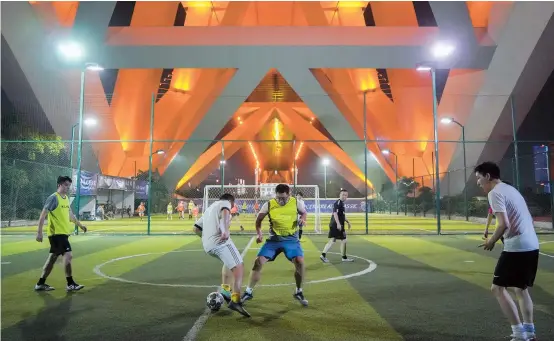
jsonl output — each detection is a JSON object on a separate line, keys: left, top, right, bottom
{"left": 203, "top": 184, "right": 322, "bottom": 233}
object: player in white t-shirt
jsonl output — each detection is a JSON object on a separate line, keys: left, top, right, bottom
{"left": 475, "top": 162, "right": 539, "bottom": 341}
{"left": 193, "top": 193, "right": 250, "bottom": 317}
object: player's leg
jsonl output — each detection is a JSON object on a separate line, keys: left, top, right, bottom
{"left": 61, "top": 236, "right": 84, "bottom": 292}
{"left": 491, "top": 252, "right": 526, "bottom": 340}
{"left": 242, "top": 241, "right": 278, "bottom": 302}
{"left": 320, "top": 236, "right": 336, "bottom": 263}
{"left": 339, "top": 231, "right": 354, "bottom": 262}
{"left": 514, "top": 288, "right": 535, "bottom": 339}
{"left": 35, "top": 252, "right": 58, "bottom": 291}
{"left": 284, "top": 240, "right": 308, "bottom": 306}
{"left": 212, "top": 244, "right": 250, "bottom": 317}
{"left": 512, "top": 250, "right": 539, "bottom": 340}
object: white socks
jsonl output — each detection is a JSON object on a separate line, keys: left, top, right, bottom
{"left": 246, "top": 287, "right": 253, "bottom": 294}
{"left": 511, "top": 324, "right": 526, "bottom": 339}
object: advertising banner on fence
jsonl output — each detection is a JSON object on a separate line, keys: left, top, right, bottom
{"left": 97, "top": 175, "right": 135, "bottom": 191}
{"left": 304, "top": 199, "right": 370, "bottom": 213}
{"left": 135, "top": 181, "right": 149, "bottom": 199}
{"left": 71, "top": 170, "right": 98, "bottom": 196}
{"left": 203, "top": 198, "right": 371, "bottom": 214}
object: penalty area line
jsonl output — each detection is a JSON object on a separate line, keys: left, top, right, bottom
{"left": 182, "top": 236, "right": 255, "bottom": 341}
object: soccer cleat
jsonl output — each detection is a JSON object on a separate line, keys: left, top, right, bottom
{"left": 293, "top": 291, "right": 308, "bottom": 306}
{"left": 220, "top": 290, "right": 232, "bottom": 304}
{"left": 342, "top": 257, "right": 354, "bottom": 262}
{"left": 320, "top": 255, "right": 329, "bottom": 263}
{"left": 66, "top": 283, "right": 85, "bottom": 292}
{"left": 228, "top": 301, "right": 251, "bottom": 317}
{"left": 241, "top": 291, "right": 253, "bottom": 303}
{"left": 34, "top": 284, "right": 55, "bottom": 291}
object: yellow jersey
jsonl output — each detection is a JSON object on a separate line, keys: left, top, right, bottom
{"left": 267, "top": 197, "right": 299, "bottom": 240}
{"left": 47, "top": 192, "right": 72, "bottom": 236}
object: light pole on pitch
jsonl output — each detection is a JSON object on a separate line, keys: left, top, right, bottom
{"left": 441, "top": 117, "right": 468, "bottom": 221}
{"left": 58, "top": 41, "right": 103, "bottom": 234}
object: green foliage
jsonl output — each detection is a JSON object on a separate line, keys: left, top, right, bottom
{"left": 134, "top": 170, "right": 173, "bottom": 213}
{"left": 1, "top": 134, "right": 69, "bottom": 222}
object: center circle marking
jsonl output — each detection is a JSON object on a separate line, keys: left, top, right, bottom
{"left": 93, "top": 249, "right": 377, "bottom": 288}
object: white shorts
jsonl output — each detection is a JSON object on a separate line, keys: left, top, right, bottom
{"left": 206, "top": 242, "right": 243, "bottom": 270}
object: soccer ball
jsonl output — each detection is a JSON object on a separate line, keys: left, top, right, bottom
{"left": 206, "top": 292, "right": 224, "bottom": 312}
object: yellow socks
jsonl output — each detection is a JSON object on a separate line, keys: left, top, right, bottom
{"left": 221, "top": 284, "right": 231, "bottom": 292}
{"left": 231, "top": 292, "right": 241, "bottom": 303}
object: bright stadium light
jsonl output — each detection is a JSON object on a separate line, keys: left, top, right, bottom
{"left": 432, "top": 42, "right": 455, "bottom": 59}
{"left": 416, "top": 65, "right": 432, "bottom": 72}
{"left": 382, "top": 149, "right": 390, "bottom": 155}
{"left": 86, "top": 63, "right": 104, "bottom": 71}
{"left": 322, "top": 158, "right": 330, "bottom": 166}
{"left": 154, "top": 149, "right": 165, "bottom": 155}
{"left": 58, "top": 41, "right": 83, "bottom": 60}
{"left": 84, "top": 117, "right": 97, "bottom": 126}
{"left": 441, "top": 117, "right": 454, "bottom": 124}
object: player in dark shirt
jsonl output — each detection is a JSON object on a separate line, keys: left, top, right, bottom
{"left": 320, "top": 189, "right": 353, "bottom": 263}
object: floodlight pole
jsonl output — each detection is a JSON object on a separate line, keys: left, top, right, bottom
{"left": 431, "top": 68, "right": 442, "bottom": 235}
{"left": 323, "top": 163, "right": 327, "bottom": 199}
{"left": 220, "top": 142, "right": 225, "bottom": 191}
{"left": 363, "top": 90, "right": 369, "bottom": 234}
{"left": 69, "top": 123, "right": 79, "bottom": 171}
{"left": 74, "top": 67, "right": 86, "bottom": 235}
{"left": 147, "top": 93, "right": 155, "bottom": 235}
{"left": 510, "top": 95, "right": 520, "bottom": 190}
{"left": 450, "top": 119, "right": 468, "bottom": 221}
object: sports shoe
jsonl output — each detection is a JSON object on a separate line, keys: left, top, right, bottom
{"left": 293, "top": 291, "right": 308, "bottom": 306}
{"left": 228, "top": 301, "right": 251, "bottom": 317}
{"left": 342, "top": 257, "right": 354, "bottom": 262}
{"left": 320, "top": 255, "right": 329, "bottom": 263}
{"left": 220, "top": 289, "right": 232, "bottom": 304}
{"left": 34, "top": 284, "right": 55, "bottom": 291}
{"left": 66, "top": 283, "right": 85, "bottom": 292}
{"left": 241, "top": 291, "right": 253, "bottom": 303}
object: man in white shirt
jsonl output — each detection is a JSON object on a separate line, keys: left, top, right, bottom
{"left": 193, "top": 193, "right": 250, "bottom": 317}
{"left": 475, "top": 162, "right": 539, "bottom": 341}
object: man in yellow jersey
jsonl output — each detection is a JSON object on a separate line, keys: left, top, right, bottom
{"left": 241, "top": 184, "right": 308, "bottom": 306}
{"left": 167, "top": 201, "right": 174, "bottom": 220}
{"left": 35, "top": 176, "right": 87, "bottom": 292}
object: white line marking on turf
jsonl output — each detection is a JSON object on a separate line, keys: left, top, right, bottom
{"left": 464, "top": 260, "right": 475, "bottom": 263}
{"left": 93, "top": 249, "right": 377, "bottom": 288}
{"left": 182, "top": 236, "right": 255, "bottom": 341}
{"left": 539, "top": 241, "right": 554, "bottom": 245}
{"left": 1, "top": 262, "right": 11, "bottom": 265}
{"left": 539, "top": 252, "right": 554, "bottom": 259}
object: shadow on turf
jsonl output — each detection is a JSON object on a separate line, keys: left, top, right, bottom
{"left": 9, "top": 292, "right": 77, "bottom": 341}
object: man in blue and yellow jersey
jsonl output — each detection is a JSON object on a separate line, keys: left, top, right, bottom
{"left": 35, "top": 176, "right": 88, "bottom": 292}
{"left": 241, "top": 184, "right": 309, "bottom": 306}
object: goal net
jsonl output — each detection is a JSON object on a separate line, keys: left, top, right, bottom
{"left": 203, "top": 184, "right": 322, "bottom": 233}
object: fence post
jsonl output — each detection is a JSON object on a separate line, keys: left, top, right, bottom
{"left": 147, "top": 92, "right": 155, "bottom": 235}
{"left": 510, "top": 95, "right": 521, "bottom": 190}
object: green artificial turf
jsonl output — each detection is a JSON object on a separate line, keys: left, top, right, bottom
{"left": 1, "top": 234, "right": 554, "bottom": 341}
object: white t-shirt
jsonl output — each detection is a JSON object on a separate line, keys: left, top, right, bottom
{"left": 488, "top": 182, "right": 539, "bottom": 252}
{"left": 194, "top": 200, "right": 232, "bottom": 252}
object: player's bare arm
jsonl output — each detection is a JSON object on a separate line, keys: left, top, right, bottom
{"left": 70, "top": 209, "right": 87, "bottom": 233}
{"left": 333, "top": 211, "right": 342, "bottom": 230}
{"left": 255, "top": 212, "right": 267, "bottom": 243}
{"left": 484, "top": 212, "right": 493, "bottom": 239}
{"left": 36, "top": 208, "right": 48, "bottom": 242}
{"left": 480, "top": 212, "right": 508, "bottom": 250}
{"left": 193, "top": 226, "right": 202, "bottom": 237}
{"left": 219, "top": 208, "right": 231, "bottom": 241}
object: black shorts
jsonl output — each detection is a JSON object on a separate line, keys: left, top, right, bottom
{"left": 493, "top": 250, "right": 539, "bottom": 289}
{"left": 48, "top": 235, "right": 72, "bottom": 256}
{"left": 328, "top": 226, "right": 346, "bottom": 240}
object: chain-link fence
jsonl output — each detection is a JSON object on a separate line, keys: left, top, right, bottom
{"left": 2, "top": 89, "right": 553, "bottom": 236}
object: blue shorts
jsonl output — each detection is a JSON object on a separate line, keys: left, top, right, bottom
{"left": 257, "top": 239, "right": 303, "bottom": 262}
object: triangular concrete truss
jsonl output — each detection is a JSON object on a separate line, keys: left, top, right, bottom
{"left": 3, "top": 2, "right": 554, "bottom": 195}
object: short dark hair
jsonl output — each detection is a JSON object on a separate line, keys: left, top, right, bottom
{"left": 275, "top": 184, "right": 290, "bottom": 194}
{"left": 474, "top": 162, "right": 501, "bottom": 180}
{"left": 57, "top": 175, "right": 72, "bottom": 185}
{"left": 219, "top": 193, "right": 235, "bottom": 202}
{"left": 340, "top": 188, "right": 348, "bottom": 193}
{"left": 296, "top": 192, "right": 304, "bottom": 197}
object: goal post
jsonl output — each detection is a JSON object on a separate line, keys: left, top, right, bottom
{"left": 203, "top": 184, "right": 322, "bottom": 233}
